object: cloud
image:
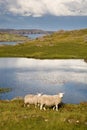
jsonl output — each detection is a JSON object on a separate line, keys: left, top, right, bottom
{"left": 0, "top": 0, "right": 87, "bottom": 16}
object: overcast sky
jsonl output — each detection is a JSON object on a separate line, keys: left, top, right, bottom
{"left": 0, "top": 0, "right": 87, "bottom": 30}
{"left": 0, "top": 0, "right": 87, "bottom": 16}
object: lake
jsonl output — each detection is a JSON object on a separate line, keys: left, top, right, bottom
{"left": 0, "top": 41, "right": 18, "bottom": 45}
{"left": 23, "top": 33, "right": 45, "bottom": 39}
{"left": 0, "top": 34, "right": 45, "bottom": 45}
{"left": 0, "top": 58, "right": 87, "bottom": 104}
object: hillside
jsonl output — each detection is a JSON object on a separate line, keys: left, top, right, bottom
{"left": 0, "top": 28, "right": 87, "bottom": 58}
{"left": 0, "top": 33, "right": 29, "bottom": 42}
{"left": 0, "top": 99, "right": 87, "bottom": 130}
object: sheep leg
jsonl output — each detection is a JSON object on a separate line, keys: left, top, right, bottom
{"left": 43, "top": 106, "right": 46, "bottom": 111}
{"left": 40, "top": 104, "right": 43, "bottom": 110}
{"left": 27, "top": 104, "right": 30, "bottom": 107}
{"left": 56, "top": 104, "right": 58, "bottom": 111}
{"left": 53, "top": 107, "right": 55, "bottom": 110}
{"left": 37, "top": 103, "right": 40, "bottom": 107}
{"left": 35, "top": 103, "right": 37, "bottom": 108}
{"left": 24, "top": 103, "right": 29, "bottom": 107}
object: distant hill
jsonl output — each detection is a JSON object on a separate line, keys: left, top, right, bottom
{"left": 0, "top": 28, "right": 87, "bottom": 58}
{"left": 0, "top": 29, "right": 54, "bottom": 35}
{"left": 0, "top": 33, "right": 28, "bottom": 42}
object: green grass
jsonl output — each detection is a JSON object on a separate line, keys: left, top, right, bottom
{"left": 0, "top": 33, "right": 28, "bottom": 42}
{"left": 0, "top": 100, "right": 87, "bottom": 130}
{"left": 0, "top": 28, "right": 87, "bottom": 58}
{"left": 0, "top": 88, "right": 12, "bottom": 93}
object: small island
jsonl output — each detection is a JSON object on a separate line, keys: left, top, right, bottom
{"left": 0, "top": 88, "right": 12, "bottom": 93}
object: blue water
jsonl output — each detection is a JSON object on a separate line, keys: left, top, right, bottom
{"left": 0, "top": 58, "right": 87, "bottom": 104}
{"left": 23, "top": 33, "right": 45, "bottom": 39}
{"left": 0, "top": 41, "right": 18, "bottom": 45}
{"left": 0, "top": 34, "right": 45, "bottom": 45}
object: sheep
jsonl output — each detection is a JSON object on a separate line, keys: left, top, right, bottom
{"left": 24, "top": 93, "right": 42, "bottom": 108}
{"left": 39, "top": 93, "right": 64, "bottom": 111}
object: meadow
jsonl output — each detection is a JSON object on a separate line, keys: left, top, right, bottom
{"left": 0, "top": 29, "right": 87, "bottom": 58}
{"left": 0, "top": 99, "right": 87, "bottom": 130}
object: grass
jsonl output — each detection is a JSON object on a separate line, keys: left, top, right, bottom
{"left": 0, "top": 100, "right": 87, "bottom": 130}
{"left": 0, "top": 33, "right": 28, "bottom": 42}
{"left": 0, "top": 28, "right": 87, "bottom": 58}
{"left": 0, "top": 88, "right": 12, "bottom": 93}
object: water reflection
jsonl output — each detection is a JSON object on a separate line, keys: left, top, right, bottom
{"left": 0, "top": 58, "right": 87, "bottom": 103}
{"left": 0, "top": 42, "right": 17, "bottom": 45}
{"left": 23, "top": 34, "right": 45, "bottom": 39}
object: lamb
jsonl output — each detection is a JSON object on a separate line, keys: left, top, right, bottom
{"left": 39, "top": 93, "right": 64, "bottom": 111}
{"left": 24, "top": 93, "right": 42, "bottom": 108}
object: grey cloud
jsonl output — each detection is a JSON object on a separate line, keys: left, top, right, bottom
{"left": 64, "top": 0, "right": 87, "bottom": 15}
{"left": 0, "top": 0, "right": 87, "bottom": 16}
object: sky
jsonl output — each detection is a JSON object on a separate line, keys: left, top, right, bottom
{"left": 0, "top": 0, "right": 87, "bottom": 30}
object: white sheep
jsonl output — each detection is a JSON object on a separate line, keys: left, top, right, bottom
{"left": 39, "top": 93, "right": 64, "bottom": 111}
{"left": 24, "top": 93, "right": 42, "bottom": 108}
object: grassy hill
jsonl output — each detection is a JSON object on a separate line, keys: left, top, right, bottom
{"left": 0, "top": 33, "right": 28, "bottom": 42}
{"left": 0, "top": 29, "right": 87, "bottom": 58}
{"left": 0, "top": 100, "right": 87, "bottom": 130}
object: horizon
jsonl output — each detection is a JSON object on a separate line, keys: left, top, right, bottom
{"left": 0, "top": 26, "right": 87, "bottom": 32}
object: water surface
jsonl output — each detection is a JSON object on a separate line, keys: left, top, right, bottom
{"left": 0, "top": 34, "right": 45, "bottom": 45}
{"left": 23, "top": 33, "right": 45, "bottom": 39}
{"left": 0, "top": 58, "right": 87, "bottom": 104}
{"left": 0, "top": 41, "right": 17, "bottom": 45}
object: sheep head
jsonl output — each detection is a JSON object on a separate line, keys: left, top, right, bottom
{"left": 37, "top": 93, "right": 42, "bottom": 96}
{"left": 58, "top": 93, "right": 64, "bottom": 98}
